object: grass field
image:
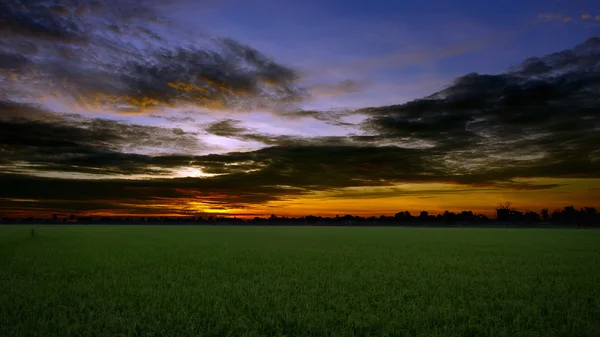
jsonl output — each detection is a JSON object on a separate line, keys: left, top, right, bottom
{"left": 1, "top": 226, "right": 599, "bottom": 337}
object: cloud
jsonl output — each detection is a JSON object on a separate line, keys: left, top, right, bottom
{"left": 278, "top": 109, "right": 357, "bottom": 127}
{"left": 0, "top": 0, "right": 306, "bottom": 113}
{"left": 563, "top": 17, "right": 574, "bottom": 23}
{"left": 203, "top": 119, "right": 366, "bottom": 146}
{"left": 2, "top": 38, "right": 600, "bottom": 216}
{"left": 359, "top": 37, "right": 600, "bottom": 180}
{"left": 0, "top": 0, "right": 88, "bottom": 43}
{"left": 96, "top": 39, "right": 304, "bottom": 112}
{"left": 0, "top": 173, "right": 309, "bottom": 216}
{"left": 308, "top": 79, "right": 365, "bottom": 98}
{"left": 0, "top": 102, "right": 207, "bottom": 174}
{"left": 537, "top": 13, "right": 563, "bottom": 22}
{"left": 582, "top": 14, "right": 592, "bottom": 20}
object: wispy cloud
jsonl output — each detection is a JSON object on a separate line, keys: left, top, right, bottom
{"left": 307, "top": 79, "right": 366, "bottom": 98}
{"left": 537, "top": 12, "right": 563, "bottom": 22}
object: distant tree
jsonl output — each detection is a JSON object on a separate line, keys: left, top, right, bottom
{"left": 562, "top": 206, "right": 578, "bottom": 223}
{"left": 69, "top": 214, "right": 75, "bottom": 221}
{"left": 394, "top": 211, "right": 411, "bottom": 222}
{"left": 459, "top": 210, "right": 475, "bottom": 222}
{"left": 476, "top": 214, "right": 489, "bottom": 221}
{"left": 52, "top": 214, "right": 58, "bottom": 222}
{"left": 551, "top": 209, "right": 563, "bottom": 222}
{"left": 419, "top": 211, "right": 428, "bottom": 220}
{"left": 541, "top": 208, "right": 549, "bottom": 221}
{"left": 443, "top": 210, "right": 456, "bottom": 222}
{"left": 581, "top": 207, "right": 598, "bottom": 225}
{"left": 496, "top": 202, "right": 513, "bottom": 221}
{"left": 524, "top": 211, "right": 540, "bottom": 223}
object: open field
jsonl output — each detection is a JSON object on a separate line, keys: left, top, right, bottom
{"left": 1, "top": 226, "right": 599, "bottom": 337}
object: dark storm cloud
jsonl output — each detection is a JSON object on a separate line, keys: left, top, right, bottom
{"left": 0, "top": 0, "right": 305, "bottom": 112}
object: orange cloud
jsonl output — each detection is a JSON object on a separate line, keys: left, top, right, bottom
{"left": 563, "top": 17, "right": 574, "bottom": 23}
{"left": 582, "top": 14, "right": 592, "bottom": 20}
{"left": 596, "top": 15, "right": 600, "bottom": 21}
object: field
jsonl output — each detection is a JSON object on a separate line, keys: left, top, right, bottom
{"left": 1, "top": 226, "right": 599, "bottom": 337}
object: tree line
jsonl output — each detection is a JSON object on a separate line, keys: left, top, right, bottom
{"left": 2, "top": 203, "right": 598, "bottom": 226}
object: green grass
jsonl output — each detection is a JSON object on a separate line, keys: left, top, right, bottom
{"left": 1, "top": 226, "right": 599, "bottom": 337}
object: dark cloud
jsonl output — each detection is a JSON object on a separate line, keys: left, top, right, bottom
{"left": 90, "top": 41, "right": 304, "bottom": 112}
{"left": 359, "top": 37, "right": 600, "bottom": 178}
{"left": 0, "top": 173, "right": 307, "bottom": 216}
{"left": 0, "top": 51, "right": 31, "bottom": 70}
{"left": 279, "top": 109, "right": 356, "bottom": 126}
{"left": 0, "top": 137, "right": 571, "bottom": 216}
{"left": 204, "top": 119, "right": 367, "bottom": 146}
{"left": 0, "top": 0, "right": 88, "bottom": 43}
{"left": 0, "top": 102, "right": 206, "bottom": 173}
{"left": 2, "top": 38, "right": 600, "bottom": 216}
{"left": 0, "top": 0, "right": 175, "bottom": 42}
{"left": 0, "top": 0, "right": 305, "bottom": 113}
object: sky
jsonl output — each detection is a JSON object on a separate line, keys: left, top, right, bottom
{"left": 1, "top": 0, "right": 599, "bottom": 218}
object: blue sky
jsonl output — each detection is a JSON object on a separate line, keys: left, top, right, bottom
{"left": 166, "top": 0, "right": 600, "bottom": 109}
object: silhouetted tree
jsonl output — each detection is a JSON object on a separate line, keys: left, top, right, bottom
{"left": 551, "top": 209, "right": 563, "bottom": 222}
{"left": 524, "top": 210, "right": 540, "bottom": 223}
{"left": 562, "top": 206, "right": 577, "bottom": 223}
{"left": 541, "top": 208, "right": 549, "bottom": 221}
{"left": 394, "top": 211, "right": 412, "bottom": 222}
{"left": 443, "top": 210, "right": 456, "bottom": 222}
{"left": 496, "top": 202, "right": 512, "bottom": 221}
{"left": 459, "top": 210, "right": 475, "bottom": 222}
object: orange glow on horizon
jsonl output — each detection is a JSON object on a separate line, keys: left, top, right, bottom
{"left": 3, "top": 179, "right": 598, "bottom": 220}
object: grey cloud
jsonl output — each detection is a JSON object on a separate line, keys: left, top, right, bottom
{"left": 0, "top": 103, "right": 206, "bottom": 170}
{"left": 359, "top": 37, "right": 600, "bottom": 179}
{"left": 204, "top": 119, "right": 368, "bottom": 146}
{"left": 0, "top": 0, "right": 306, "bottom": 113}
{"left": 2, "top": 38, "right": 600, "bottom": 215}
{"left": 279, "top": 109, "right": 356, "bottom": 126}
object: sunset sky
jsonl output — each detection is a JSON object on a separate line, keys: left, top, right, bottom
{"left": 1, "top": 0, "right": 599, "bottom": 218}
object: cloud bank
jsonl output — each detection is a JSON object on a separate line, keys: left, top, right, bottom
{"left": 1, "top": 1, "right": 599, "bottom": 216}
